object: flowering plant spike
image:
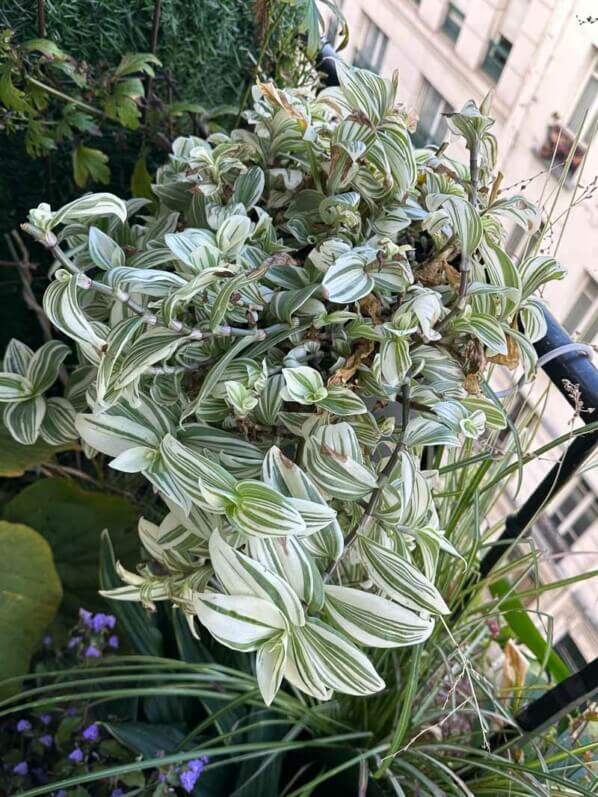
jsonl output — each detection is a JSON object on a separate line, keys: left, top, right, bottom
{"left": 15, "top": 64, "right": 565, "bottom": 705}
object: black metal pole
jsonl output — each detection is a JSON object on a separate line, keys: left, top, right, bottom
{"left": 316, "top": 41, "right": 340, "bottom": 87}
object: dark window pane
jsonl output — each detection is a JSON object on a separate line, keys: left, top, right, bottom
{"left": 481, "top": 35, "right": 512, "bottom": 82}
{"left": 442, "top": 4, "right": 465, "bottom": 43}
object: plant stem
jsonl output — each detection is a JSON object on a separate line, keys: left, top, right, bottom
{"left": 46, "top": 242, "right": 271, "bottom": 342}
{"left": 25, "top": 76, "right": 108, "bottom": 120}
{"left": 324, "top": 382, "right": 411, "bottom": 583}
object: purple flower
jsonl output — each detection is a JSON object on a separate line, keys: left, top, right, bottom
{"left": 17, "top": 718, "right": 32, "bottom": 732}
{"left": 55, "top": 791, "right": 67, "bottom": 797}
{"left": 179, "top": 769, "right": 198, "bottom": 793}
{"left": 66, "top": 706, "right": 78, "bottom": 717}
{"left": 13, "top": 761, "right": 28, "bottom": 776}
{"left": 91, "top": 613, "right": 116, "bottom": 633}
{"left": 111, "top": 790, "right": 124, "bottom": 797}
{"left": 68, "top": 748, "right": 84, "bottom": 763}
{"left": 82, "top": 723, "right": 99, "bottom": 742}
{"left": 40, "top": 713, "right": 52, "bottom": 726}
{"left": 84, "top": 644, "right": 102, "bottom": 658}
{"left": 108, "top": 634, "right": 119, "bottom": 649}
{"left": 43, "top": 634, "right": 53, "bottom": 647}
{"left": 39, "top": 734, "right": 53, "bottom": 748}
{"left": 188, "top": 757, "right": 208, "bottom": 775}
{"left": 68, "top": 635, "right": 82, "bottom": 649}
{"left": 79, "top": 608, "right": 93, "bottom": 626}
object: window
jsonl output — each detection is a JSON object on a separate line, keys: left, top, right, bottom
{"left": 412, "top": 80, "right": 452, "bottom": 148}
{"left": 568, "top": 61, "right": 598, "bottom": 145}
{"left": 556, "top": 633, "right": 586, "bottom": 672}
{"left": 562, "top": 275, "right": 598, "bottom": 343}
{"left": 506, "top": 220, "right": 546, "bottom": 262}
{"left": 442, "top": 3, "right": 465, "bottom": 43}
{"left": 481, "top": 35, "right": 512, "bottom": 82}
{"left": 353, "top": 15, "right": 388, "bottom": 73}
{"left": 548, "top": 479, "right": 598, "bottom": 549}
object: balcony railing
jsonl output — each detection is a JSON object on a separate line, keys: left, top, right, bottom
{"left": 317, "top": 40, "right": 598, "bottom": 745}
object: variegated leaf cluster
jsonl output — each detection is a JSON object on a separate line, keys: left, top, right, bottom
{"left": 15, "top": 63, "right": 566, "bottom": 704}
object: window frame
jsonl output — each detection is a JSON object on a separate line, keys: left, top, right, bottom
{"left": 353, "top": 13, "right": 388, "bottom": 73}
{"left": 481, "top": 34, "right": 513, "bottom": 82}
{"left": 562, "top": 274, "right": 598, "bottom": 343}
{"left": 548, "top": 477, "right": 598, "bottom": 549}
{"left": 441, "top": 3, "right": 465, "bottom": 44}
{"left": 412, "top": 79, "right": 452, "bottom": 149}
{"left": 567, "top": 58, "right": 598, "bottom": 145}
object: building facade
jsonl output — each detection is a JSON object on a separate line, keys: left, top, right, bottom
{"left": 327, "top": 0, "right": 598, "bottom": 665}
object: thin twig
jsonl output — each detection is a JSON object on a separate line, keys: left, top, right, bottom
{"left": 324, "top": 382, "right": 411, "bottom": 583}
{"left": 37, "top": 0, "right": 46, "bottom": 37}
{"left": 21, "top": 232, "right": 290, "bottom": 344}
{"left": 4, "top": 231, "right": 55, "bottom": 346}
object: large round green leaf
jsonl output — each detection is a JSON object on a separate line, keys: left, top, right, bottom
{"left": 3, "top": 479, "right": 139, "bottom": 621}
{"left": 0, "top": 422, "right": 74, "bottom": 478}
{"left": 0, "top": 521, "right": 62, "bottom": 695}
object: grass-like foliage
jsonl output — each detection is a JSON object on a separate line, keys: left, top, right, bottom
{"left": 1, "top": 62, "right": 596, "bottom": 794}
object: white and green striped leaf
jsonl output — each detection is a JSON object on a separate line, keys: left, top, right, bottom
{"left": 226, "top": 480, "right": 306, "bottom": 538}
{"left": 88, "top": 226, "right": 125, "bottom": 269}
{"left": 209, "top": 530, "right": 304, "bottom": 626}
{"left": 3, "top": 394, "right": 46, "bottom": 445}
{"left": 325, "top": 585, "right": 434, "bottom": 648}
{"left": 359, "top": 536, "right": 450, "bottom": 615}
{"left": 287, "top": 618, "right": 385, "bottom": 697}
{"left": 43, "top": 272, "right": 106, "bottom": 351}
{"left": 50, "top": 193, "right": 127, "bottom": 228}
{"left": 193, "top": 592, "right": 286, "bottom": 652}
{"left": 0, "top": 372, "right": 33, "bottom": 402}
{"left": 26, "top": 340, "right": 70, "bottom": 394}
{"left": 39, "top": 397, "right": 78, "bottom": 445}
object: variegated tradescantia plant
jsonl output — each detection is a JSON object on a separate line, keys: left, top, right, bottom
{"left": 12, "top": 63, "right": 566, "bottom": 705}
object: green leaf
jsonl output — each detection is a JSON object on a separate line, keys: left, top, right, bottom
{"left": 0, "top": 521, "right": 62, "bottom": 696}
{"left": 26, "top": 340, "right": 70, "bottom": 394}
{"left": 88, "top": 226, "right": 125, "bottom": 270}
{"left": 0, "top": 371, "right": 32, "bottom": 401}
{"left": 453, "top": 311, "right": 508, "bottom": 355}
{"left": 233, "top": 166, "right": 265, "bottom": 209}
{"left": 130, "top": 156, "right": 156, "bottom": 207}
{"left": 193, "top": 592, "right": 286, "bottom": 651}
{"left": 43, "top": 272, "right": 107, "bottom": 351}
{"left": 427, "top": 194, "right": 482, "bottom": 258}
{"left": 99, "top": 531, "right": 163, "bottom": 657}
{"left": 325, "top": 585, "right": 434, "bottom": 648}
{"left": 51, "top": 192, "right": 127, "bottom": 228}
{"left": 72, "top": 145, "right": 111, "bottom": 187}
{"left": 210, "top": 530, "right": 304, "bottom": 626}
{"left": 322, "top": 249, "right": 375, "bottom": 303}
{"left": 3, "top": 394, "right": 46, "bottom": 445}
{"left": 287, "top": 618, "right": 385, "bottom": 697}
{"left": 0, "top": 421, "right": 74, "bottom": 478}
{"left": 358, "top": 536, "right": 450, "bottom": 615}
{"left": 3, "top": 479, "right": 139, "bottom": 621}
{"left": 490, "top": 578, "right": 569, "bottom": 683}
{"left": 113, "top": 52, "right": 161, "bottom": 78}
{"left": 227, "top": 481, "right": 307, "bottom": 538}
{"left": 519, "top": 255, "right": 566, "bottom": 300}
